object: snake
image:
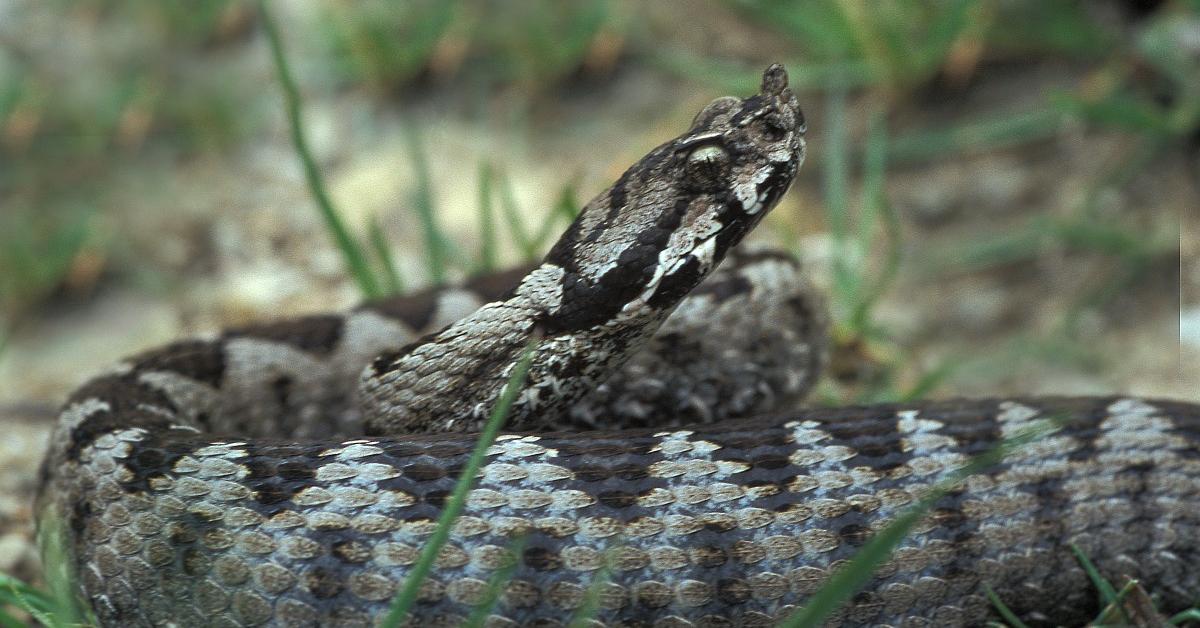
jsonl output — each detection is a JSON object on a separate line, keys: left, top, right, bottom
{"left": 35, "top": 64, "right": 1199, "bottom": 627}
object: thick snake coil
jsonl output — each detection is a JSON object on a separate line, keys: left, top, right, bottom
{"left": 36, "top": 66, "right": 1199, "bottom": 627}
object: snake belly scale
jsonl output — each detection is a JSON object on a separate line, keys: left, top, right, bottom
{"left": 36, "top": 65, "right": 1199, "bottom": 627}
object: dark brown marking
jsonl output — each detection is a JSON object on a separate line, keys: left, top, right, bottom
{"left": 135, "top": 340, "right": 226, "bottom": 388}
{"left": 226, "top": 315, "right": 345, "bottom": 356}
{"left": 302, "top": 566, "right": 344, "bottom": 599}
{"left": 523, "top": 546, "right": 562, "bottom": 571}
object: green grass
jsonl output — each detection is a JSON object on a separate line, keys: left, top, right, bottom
{"left": 1, "top": 515, "right": 86, "bottom": 628}
{"left": 259, "top": 0, "right": 384, "bottom": 300}
{"left": 318, "top": 0, "right": 458, "bottom": 94}
{"left": 401, "top": 120, "right": 460, "bottom": 286}
{"left": 565, "top": 541, "right": 620, "bottom": 627}
{"left": 368, "top": 214, "right": 406, "bottom": 296}
{"left": 315, "top": 0, "right": 615, "bottom": 92}
{"left": 985, "top": 545, "right": 1200, "bottom": 627}
{"left": 0, "top": 574, "right": 61, "bottom": 628}
{"left": 461, "top": 533, "right": 530, "bottom": 628}
{"left": 0, "top": 206, "right": 94, "bottom": 331}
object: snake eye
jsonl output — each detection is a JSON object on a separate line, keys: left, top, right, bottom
{"left": 756, "top": 119, "right": 787, "bottom": 142}
{"left": 684, "top": 144, "right": 730, "bottom": 191}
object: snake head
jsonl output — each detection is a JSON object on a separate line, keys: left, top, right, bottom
{"left": 539, "top": 64, "right": 805, "bottom": 333}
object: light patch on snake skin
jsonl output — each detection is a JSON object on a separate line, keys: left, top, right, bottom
{"left": 320, "top": 442, "right": 385, "bottom": 460}
{"left": 1107, "top": 397, "right": 1159, "bottom": 418}
{"left": 486, "top": 436, "right": 549, "bottom": 460}
{"left": 634, "top": 208, "right": 724, "bottom": 304}
{"left": 342, "top": 309, "right": 416, "bottom": 368}
{"left": 220, "top": 336, "right": 331, "bottom": 434}
{"left": 514, "top": 264, "right": 565, "bottom": 313}
{"left": 781, "top": 421, "right": 874, "bottom": 502}
{"left": 428, "top": 288, "right": 489, "bottom": 330}
{"left": 638, "top": 433, "right": 760, "bottom": 525}
{"left": 190, "top": 442, "right": 248, "bottom": 460}
{"left": 1097, "top": 402, "right": 1187, "bottom": 456}
{"left": 996, "top": 400, "right": 1040, "bottom": 426}
{"left": 58, "top": 397, "right": 112, "bottom": 432}
{"left": 901, "top": 432, "right": 958, "bottom": 455}
{"left": 690, "top": 235, "right": 718, "bottom": 269}
{"left": 786, "top": 421, "right": 833, "bottom": 446}
{"left": 734, "top": 170, "right": 770, "bottom": 211}
{"left": 138, "top": 370, "right": 220, "bottom": 426}
{"left": 89, "top": 429, "right": 145, "bottom": 462}
{"left": 769, "top": 144, "right": 796, "bottom": 163}
{"left": 897, "top": 409, "right": 945, "bottom": 434}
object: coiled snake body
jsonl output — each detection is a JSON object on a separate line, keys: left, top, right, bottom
{"left": 36, "top": 65, "right": 1200, "bottom": 627}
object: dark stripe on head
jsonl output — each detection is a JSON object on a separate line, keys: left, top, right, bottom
{"left": 756, "top": 163, "right": 794, "bottom": 211}
{"left": 225, "top": 315, "right": 345, "bottom": 356}
{"left": 542, "top": 242, "right": 661, "bottom": 335}
{"left": 730, "top": 95, "right": 766, "bottom": 127}
{"left": 604, "top": 171, "right": 632, "bottom": 235}
{"left": 542, "top": 191, "right": 696, "bottom": 334}
{"left": 645, "top": 255, "right": 704, "bottom": 309}
{"left": 588, "top": 143, "right": 676, "bottom": 246}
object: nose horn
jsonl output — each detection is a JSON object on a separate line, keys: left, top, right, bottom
{"left": 761, "top": 64, "right": 789, "bottom": 95}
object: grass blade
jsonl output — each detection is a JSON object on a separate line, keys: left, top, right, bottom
{"left": 983, "top": 584, "right": 1031, "bottom": 628}
{"left": 259, "top": 0, "right": 381, "bottom": 299}
{"left": 495, "top": 168, "right": 536, "bottom": 259}
{"left": 554, "top": 182, "right": 581, "bottom": 222}
{"left": 566, "top": 542, "right": 619, "bottom": 628}
{"left": 381, "top": 340, "right": 539, "bottom": 627}
{"left": 849, "top": 109, "right": 902, "bottom": 336}
{"left": 822, "top": 86, "right": 859, "bottom": 317}
{"left": 401, "top": 122, "right": 453, "bottom": 286}
{"left": 527, "top": 182, "right": 579, "bottom": 255}
{"left": 0, "top": 609, "right": 27, "bottom": 628}
{"left": 1092, "top": 578, "right": 1140, "bottom": 625}
{"left": 1169, "top": 609, "right": 1200, "bottom": 625}
{"left": 462, "top": 534, "right": 529, "bottom": 628}
{"left": 475, "top": 161, "right": 499, "bottom": 274}
{"left": 885, "top": 108, "right": 1063, "bottom": 164}
{"left": 368, "top": 214, "right": 404, "bottom": 296}
{"left": 0, "top": 574, "right": 61, "bottom": 628}
{"left": 1069, "top": 544, "right": 1123, "bottom": 616}
{"left": 898, "top": 357, "right": 962, "bottom": 403}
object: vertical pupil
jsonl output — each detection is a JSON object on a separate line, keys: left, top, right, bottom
{"left": 687, "top": 145, "right": 727, "bottom": 187}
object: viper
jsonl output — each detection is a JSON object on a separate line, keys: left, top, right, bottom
{"left": 37, "top": 65, "right": 1199, "bottom": 627}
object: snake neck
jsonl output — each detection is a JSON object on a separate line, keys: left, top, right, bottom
{"left": 360, "top": 65, "right": 805, "bottom": 436}
{"left": 359, "top": 262, "right": 685, "bottom": 434}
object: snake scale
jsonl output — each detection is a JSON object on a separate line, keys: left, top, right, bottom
{"left": 36, "top": 65, "right": 1199, "bottom": 627}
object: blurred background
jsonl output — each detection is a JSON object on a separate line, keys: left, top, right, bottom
{"left": 0, "top": 0, "right": 1196, "bottom": 589}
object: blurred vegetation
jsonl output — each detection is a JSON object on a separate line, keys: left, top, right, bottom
{"left": 1, "top": 0, "right": 1195, "bottom": 381}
